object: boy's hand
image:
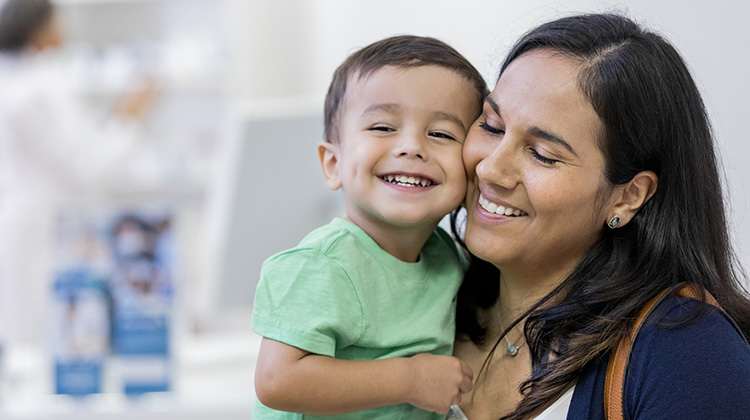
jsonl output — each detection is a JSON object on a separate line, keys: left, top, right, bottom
{"left": 405, "top": 353, "right": 474, "bottom": 414}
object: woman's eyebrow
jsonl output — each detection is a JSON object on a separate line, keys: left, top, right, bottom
{"left": 527, "top": 126, "right": 579, "bottom": 158}
{"left": 485, "top": 96, "right": 501, "bottom": 116}
{"left": 485, "top": 96, "right": 578, "bottom": 158}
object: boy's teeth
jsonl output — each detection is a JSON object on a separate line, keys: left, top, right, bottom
{"left": 383, "top": 175, "right": 433, "bottom": 187}
{"left": 478, "top": 194, "right": 525, "bottom": 217}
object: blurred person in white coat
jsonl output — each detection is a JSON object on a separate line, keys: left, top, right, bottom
{"left": 0, "top": 0, "right": 162, "bottom": 349}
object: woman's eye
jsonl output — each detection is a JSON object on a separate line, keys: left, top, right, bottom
{"left": 530, "top": 148, "right": 559, "bottom": 165}
{"left": 429, "top": 131, "right": 457, "bottom": 141}
{"left": 479, "top": 121, "right": 504, "bottom": 135}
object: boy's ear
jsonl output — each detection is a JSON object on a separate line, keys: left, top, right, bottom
{"left": 317, "top": 141, "right": 342, "bottom": 191}
{"left": 608, "top": 170, "right": 658, "bottom": 227}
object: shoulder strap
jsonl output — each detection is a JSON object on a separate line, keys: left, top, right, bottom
{"left": 603, "top": 284, "right": 723, "bottom": 420}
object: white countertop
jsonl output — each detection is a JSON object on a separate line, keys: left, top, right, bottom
{"left": 0, "top": 330, "right": 262, "bottom": 420}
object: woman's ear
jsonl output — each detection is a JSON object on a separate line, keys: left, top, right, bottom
{"left": 317, "top": 141, "right": 342, "bottom": 191}
{"left": 608, "top": 170, "right": 658, "bottom": 227}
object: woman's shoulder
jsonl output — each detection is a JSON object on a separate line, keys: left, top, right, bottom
{"left": 623, "top": 294, "right": 750, "bottom": 419}
{"left": 570, "top": 294, "right": 750, "bottom": 420}
{"left": 635, "top": 294, "right": 748, "bottom": 353}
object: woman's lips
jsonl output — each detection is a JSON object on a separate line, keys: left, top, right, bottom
{"left": 478, "top": 193, "right": 527, "bottom": 217}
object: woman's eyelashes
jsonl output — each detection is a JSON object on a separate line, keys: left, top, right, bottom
{"left": 479, "top": 120, "right": 561, "bottom": 165}
{"left": 479, "top": 121, "right": 505, "bottom": 136}
{"left": 479, "top": 121, "right": 504, "bottom": 135}
{"left": 529, "top": 148, "right": 559, "bottom": 165}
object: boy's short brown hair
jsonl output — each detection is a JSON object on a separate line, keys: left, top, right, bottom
{"left": 324, "top": 35, "right": 488, "bottom": 143}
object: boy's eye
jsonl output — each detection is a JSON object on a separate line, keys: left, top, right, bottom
{"left": 370, "top": 125, "right": 394, "bottom": 132}
{"left": 429, "top": 131, "right": 457, "bottom": 141}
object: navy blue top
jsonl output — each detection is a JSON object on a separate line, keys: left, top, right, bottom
{"left": 568, "top": 296, "right": 750, "bottom": 420}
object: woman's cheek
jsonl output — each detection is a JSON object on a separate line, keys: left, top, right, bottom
{"left": 462, "top": 131, "right": 484, "bottom": 178}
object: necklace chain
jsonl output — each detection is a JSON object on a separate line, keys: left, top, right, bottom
{"left": 498, "top": 308, "right": 526, "bottom": 357}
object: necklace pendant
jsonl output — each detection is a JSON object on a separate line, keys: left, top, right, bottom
{"left": 507, "top": 344, "right": 519, "bottom": 356}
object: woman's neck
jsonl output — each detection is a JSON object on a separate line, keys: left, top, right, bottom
{"left": 495, "top": 264, "right": 573, "bottom": 323}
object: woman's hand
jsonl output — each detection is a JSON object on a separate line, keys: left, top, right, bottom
{"left": 115, "top": 78, "right": 160, "bottom": 120}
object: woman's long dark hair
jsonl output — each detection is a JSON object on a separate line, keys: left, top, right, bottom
{"left": 0, "top": 0, "right": 54, "bottom": 52}
{"left": 453, "top": 12, "right": 750, "bottom": 420}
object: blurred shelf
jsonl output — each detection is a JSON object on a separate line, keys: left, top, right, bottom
{"left": 0, "top": 331, "right": 261, "bottom": 420}
{"left": 55, "top": 0, "right": 187, "bottom": 5}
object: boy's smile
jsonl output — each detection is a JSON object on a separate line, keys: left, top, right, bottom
{"left": 318, "top": 65, "right": 481, "bottom": 258}
{"left": 380, "top": 173, "right": 435, "bottom": 188}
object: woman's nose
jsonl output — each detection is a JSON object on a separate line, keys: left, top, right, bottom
{"left": 475, "top": 138, "right": 519, "bottom": 189}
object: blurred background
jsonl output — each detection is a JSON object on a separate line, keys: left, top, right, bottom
{"left": 0, "top": 0, "right": 747, "bottom": 418}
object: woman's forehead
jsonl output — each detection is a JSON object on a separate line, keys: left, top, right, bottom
{"left": 491, "top": 50, "right": 603, "bottom": 158}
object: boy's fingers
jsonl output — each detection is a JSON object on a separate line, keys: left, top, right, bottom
{"left": 458, "top": 360, "right": 474, "bottom": 393}
{"left": 460, "top": 360, "right": 474, "bottom": 380}
{"left": 459, "top": 359, "right": 474, "bottom": 384}
{"left": 459, "top": 375, "right": 473, "bottom": 393}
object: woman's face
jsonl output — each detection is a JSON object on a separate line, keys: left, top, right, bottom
{"left": 30, "top": 12, "right": 65, "bottom": 52}
{"left": 463, "top": 49, "right": 613, "bottom": 280}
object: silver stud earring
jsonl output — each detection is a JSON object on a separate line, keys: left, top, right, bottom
{"left": 608, "top": 215, "right": 621, "bottom": 229}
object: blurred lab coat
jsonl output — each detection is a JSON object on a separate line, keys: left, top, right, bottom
{"left": 0, "top": 51, "right": 162, "bottom": 348}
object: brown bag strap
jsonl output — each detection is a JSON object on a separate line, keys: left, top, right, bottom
{"left": 603, "top": 284, "right": 722, "bottom": 420}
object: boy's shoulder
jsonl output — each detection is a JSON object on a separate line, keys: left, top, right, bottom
{"left": 268, "top": 219, "right": 460, "bottom": 266}
{"left": 269, "top": 218, "right": 370, "bottom": 262}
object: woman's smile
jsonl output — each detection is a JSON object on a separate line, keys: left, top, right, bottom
{"left": 477, "top": 193, "right": 527, "bottom": 217}
{"left": 463, "top": 49, "right": 609, "bottom": 275}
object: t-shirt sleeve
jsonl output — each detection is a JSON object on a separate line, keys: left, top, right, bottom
{"left": 251, "top": 249, "right": 363, "bottom": 357}
{"left": 624, "top": 300, "right": 750, "bottom": 420}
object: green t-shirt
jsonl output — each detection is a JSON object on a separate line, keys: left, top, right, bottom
{"left": 252, "top": 218, "right": 464, "bottom": 420}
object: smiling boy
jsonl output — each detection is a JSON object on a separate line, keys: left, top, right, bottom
{"left": 252, "top": 35, "right": 487, "bottom": 420}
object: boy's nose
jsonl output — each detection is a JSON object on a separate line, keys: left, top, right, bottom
{"left": 393, "top": 132, "right": 427, "bottom": 160}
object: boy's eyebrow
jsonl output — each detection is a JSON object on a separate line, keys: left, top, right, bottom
{"left": 361, "top": 103, "right": 466, "bottom": 131}
{"left": 485, "top": 96, "right": 579, "bottom": 158}
{"left": 361, "top": 103, "right": 401, "bottom": 117}
{"left": 433, "top": 111, "right": 466, "bottom": 131}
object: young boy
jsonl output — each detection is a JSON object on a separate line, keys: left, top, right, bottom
{"left": 252, "top": 35, "right": 487, "bottom": 419}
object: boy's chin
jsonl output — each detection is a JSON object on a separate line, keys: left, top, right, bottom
{"left": 376, "top": 212, "right": 446, "bottom": 230}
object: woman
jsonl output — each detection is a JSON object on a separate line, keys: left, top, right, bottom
{"left": 452, "top": 13, "right": 750, "bottom": 420}
{"left": 0, "top": 0, "right": 159, "bottom": 348}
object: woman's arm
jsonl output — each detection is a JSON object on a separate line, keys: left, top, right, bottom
{"left": 255, "top": 337, "right": 473, "bottom": 415}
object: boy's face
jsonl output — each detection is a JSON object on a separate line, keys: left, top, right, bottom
{"left": 320, "top": 65, "right": 480, "bottom": 231}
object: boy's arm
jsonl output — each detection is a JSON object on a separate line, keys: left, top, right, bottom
{"left": 255, "top": 337, "right": 473, "bottom": 415}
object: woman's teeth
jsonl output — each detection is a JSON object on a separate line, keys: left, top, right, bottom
{"left": 479, "top": 194, "right": 525, "bottom": 216}
{"left": 382, "top": 175, "right": 433, "bottom": 187}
